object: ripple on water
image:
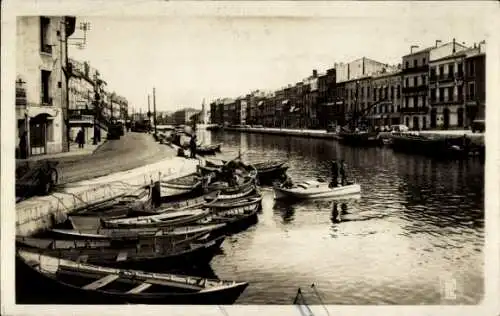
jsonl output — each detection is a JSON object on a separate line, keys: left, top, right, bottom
{"left": 204, "top": 131, "right": 484, "bottom": 304}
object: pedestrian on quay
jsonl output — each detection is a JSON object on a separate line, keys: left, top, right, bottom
{"left": 339, "top": 159, "right": 347, "bottom": 186}
{"left": 189, "top": 134, "right": 197, "bottom": 159}
{"left": 330, "top": 160, "right": 339, "bottom": 188}
{"left": 19, "top": 131, "right": 28, "bottom": 159}
{"left": 77, "top": 128, "right": 85, "bottom": 149}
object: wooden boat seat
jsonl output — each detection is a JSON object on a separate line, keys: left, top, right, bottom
{"left": 126, "top": 282, "right": 153, "bottom": 294}
{"left": 82, "top": 274, "right": 120, "bottom": 290}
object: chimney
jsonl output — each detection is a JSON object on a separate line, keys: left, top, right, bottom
{"left": 312, "top": 69, "right": 318, "bottom": 78}
{"left": 435, "top": 40, "right": 442, "bottom": 47}
{"left": 452, "top": 38, "right": 456, "bottom": 53}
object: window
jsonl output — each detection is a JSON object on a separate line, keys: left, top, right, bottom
{"left": 421, "top": 75, "right": 426, "bottom": 85}
{"left": 469, "top": 62, "right": 475, "bottom": 76}
{"left": 439, "top": 88, "right": 444, "bottom": 102}
{"left": 457, "top": 63, "right": 463, "bottom": 76}
{"left": 448, "top": 87, "right": 454, "bottom": 101}
{"left": 413, "top": 96, "right": 418, "bottom": 107}
{"left": 439, "top": 66, "right": 444, "bottom": 77}
{"left": 397, "top": 85, "right": 401, "bottom": 98}
{"left": 448, "top": 64, "right": 454, "bottom": 78}
{"left": 405, "top": 61, "right": 409, "bottom": 69}
{"left": 41, "top": 70, "right": 51, "bottom": 104}
{"left": 469, "top": 82, "right": 476, "bottom": 99}
{"left": 40, "top": 17, "right": 51, "bottom": 54}
{"left": 431, "top": 88, "right": 436, "bottom": 102}
{"left": 457, "top": 86, "right": 463, "bottom": 101}
{"left": 405, "top": 97, "right": 409, "bottom": 108}
{"left": 413, "top": 60, "right": 417, "bottom": 68}
{"left": 423, "top": 57, "right": 426, "bottom": 64}
{"left": 367, "top": 87, "right": 370, "bottom": 98}
{"left": 405, "top": 78, "right": 409, "bottom": 87}
{"left": 422, "top": 97, "right": 426, "bottom": 107}
{"left": 413, "top": 77, "right": 418, "bottom": 87}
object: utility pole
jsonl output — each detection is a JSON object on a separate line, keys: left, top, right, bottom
{"left": 153, "top": 87, "right": 157, "bottom": 135}
{"left": 147, "top": 94, "right": 151, "bottom": 132}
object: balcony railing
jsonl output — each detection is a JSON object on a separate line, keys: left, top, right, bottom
{"left": 438, "top": 74, "right": 455, "bottom": 83}
{"left": 431, "top": 97, "right": 464, "bottom": 105}
{"left": 400, "top": 106, "right": 429, "bottom": 114}
{"left": 402, "top": 65, "right": 429, "bottom": 74}
{"left": 402, "top": 85, "right": 428, "bottom": 93}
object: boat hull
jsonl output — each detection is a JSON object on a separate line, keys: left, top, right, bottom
{"left": 15, "top": 256, "right": 248, "bottom": 305}
{"left": 274, "top": 183, "right": 361, "bottom": 200}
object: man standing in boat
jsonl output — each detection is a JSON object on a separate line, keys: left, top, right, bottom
{"left": 330, "top": 160, "right": 339, "bottom": 188}
{"left": 189, "top": 134, "right": 197, "bottom": 159}
{"left": 339, "top": 160, "right": 347, "bottom": 186}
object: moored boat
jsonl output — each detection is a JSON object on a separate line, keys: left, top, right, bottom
{"left": 17, "top": 233, "right": 227, "bottom": 271}
{"left": 338, "top": 131, "right": 383, "bottom": 147}
{"left": 72, "top": 184, "right": 156, "bottom": 219}
{"left": 101, "top": 209, "right": 210, "bottom": 229}
{"left": 16, "top": 249, "right": 248, "bottom": 305}
{"left": 206, "top": 194, "right": 262, "bottom": 210}
{"left": 252, "top": 160, "right": 289, "bottom": 183}
{"left": 160, "top": 172, "right": 205, "bottom": 198}
{"left": 273, "top": 180, "right": 361, "bottom": 200}
{"left": 196, "top": 143, "right": 222, "bottom": 155}
{"left": 51, "top": 223, "right": 227, "bottom": 241}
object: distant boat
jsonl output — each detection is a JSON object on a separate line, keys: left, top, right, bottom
{"left": 195, "top": 143, "right": 222, "bottom": 155}
{"left": 16, "top": 249, "right": 248, "bottom": 304}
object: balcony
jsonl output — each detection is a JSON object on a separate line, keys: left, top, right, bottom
{"left": 400, "top": 106, "right": 429, "bottom": 114}
{"left": 438, "top": 74, "right": 455, "bottom": 83}
{"left": 402, "top": 65, "right": 429, "bottom": 74}
{"left": 430, "top": 97, "right": 464, "bottom": 106}
{"left": 402, "top": 85, "right": 428, "bottom": 94}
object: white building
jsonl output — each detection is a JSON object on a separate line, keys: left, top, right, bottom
{"left": 16, "top": 16, "right": 75, "bottom": 156}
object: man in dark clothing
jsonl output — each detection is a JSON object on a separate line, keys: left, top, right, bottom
{"left": 19, "top": 131, "right": 28, "bottom": 159}
{"left": 77, "top": 128, "right": 85, "bottom": 148}
{"left": 189, "top": 135, "right": 197, "bottom": 159}
{"left": 339, "top": 160, "right": 347, "bottom": 186}
{"left": 330, "top": 160, "right": 338, "bottom": 188}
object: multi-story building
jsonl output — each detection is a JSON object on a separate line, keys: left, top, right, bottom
{"left": 464, "top": 41, "right": 486, "bottom": 125}
{"left": 402, "top": 39, "right": 468, "bottom": 130}
{"left": 335, "top": 57, "right": 397, "bottom": 83}
{"left": 16, "top": 16, "right": 76, "bottom": 157}
{"left": 428, "top": 41, "right": 485, "bottom": 129}
{"left": 367, "top": 69, "right": 403, "bottom": 127}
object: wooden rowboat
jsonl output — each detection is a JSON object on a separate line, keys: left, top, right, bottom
{"left": 16, "top": 249, "right": 248, "bottom": 304}
{"left": 195, "top": 143, "right": 222, "bottom": 155}
{"left": 101, "top": 209, "right": 210, "bottom": 229}
{"left": 17, "top": 234, "right": 227, "bottom": 271}
{"left": 160, "top": 172, "right": 203, "bottom": 198}
{"left": 72, "top": 185, "right": 155, "bottom": 219}
{"left": 252, "top": 160, "right": 289, "bottom": 183}
{"left": 206, "top": 194, "right": 262, "bottom": 210}
{"left": 274, "top": 180, "right": 361, "bottom": 200}
{"left": 51, "top": 223, "right": 227, "bottom": 241}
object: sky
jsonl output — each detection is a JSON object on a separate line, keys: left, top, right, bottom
{"left": 67, "top": 3, "right": 492, "bottom": 113}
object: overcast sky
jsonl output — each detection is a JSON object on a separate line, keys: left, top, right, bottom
{"left": 67, "top": 2, "right": 492, "bottom": 113}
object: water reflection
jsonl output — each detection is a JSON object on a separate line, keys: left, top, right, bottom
{"left": 204, "top": 130, "right": 484, "bottom": 304}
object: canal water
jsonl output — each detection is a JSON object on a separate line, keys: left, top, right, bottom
{"left": 199, "top": 130, "right": 484, "bottom": 305}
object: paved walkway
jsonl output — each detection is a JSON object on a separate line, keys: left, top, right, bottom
{"left": 52, "top": 132, "right": 176, "bottom": 185}
{"left": 17, "top": 142, "right": 105, "bottom": 163}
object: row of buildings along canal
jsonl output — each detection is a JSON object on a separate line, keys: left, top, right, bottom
{"left": 209, "top": 39, "right": 486, "bottom": 132}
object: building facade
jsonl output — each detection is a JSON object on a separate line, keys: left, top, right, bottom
{"left": 402, "top": 40, "right": 468, "bottom": 130}
{"left": 464, "top": 42, "right": 486, "bottom": 124}
{"left": 172, "top": 108, "right": 201, "bottom": 125}
{"left": 16, "top": 16, "right": 76, "bottom": 157}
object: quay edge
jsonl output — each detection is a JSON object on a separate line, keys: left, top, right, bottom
{"left": 222, "top": 126, "right": 484, "bottom": 145}
{"left": 223, "top": 127, "right": 338, "bottom": 139}
{"left": 16, "top": 156, "right": 199, "bottom": 237}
